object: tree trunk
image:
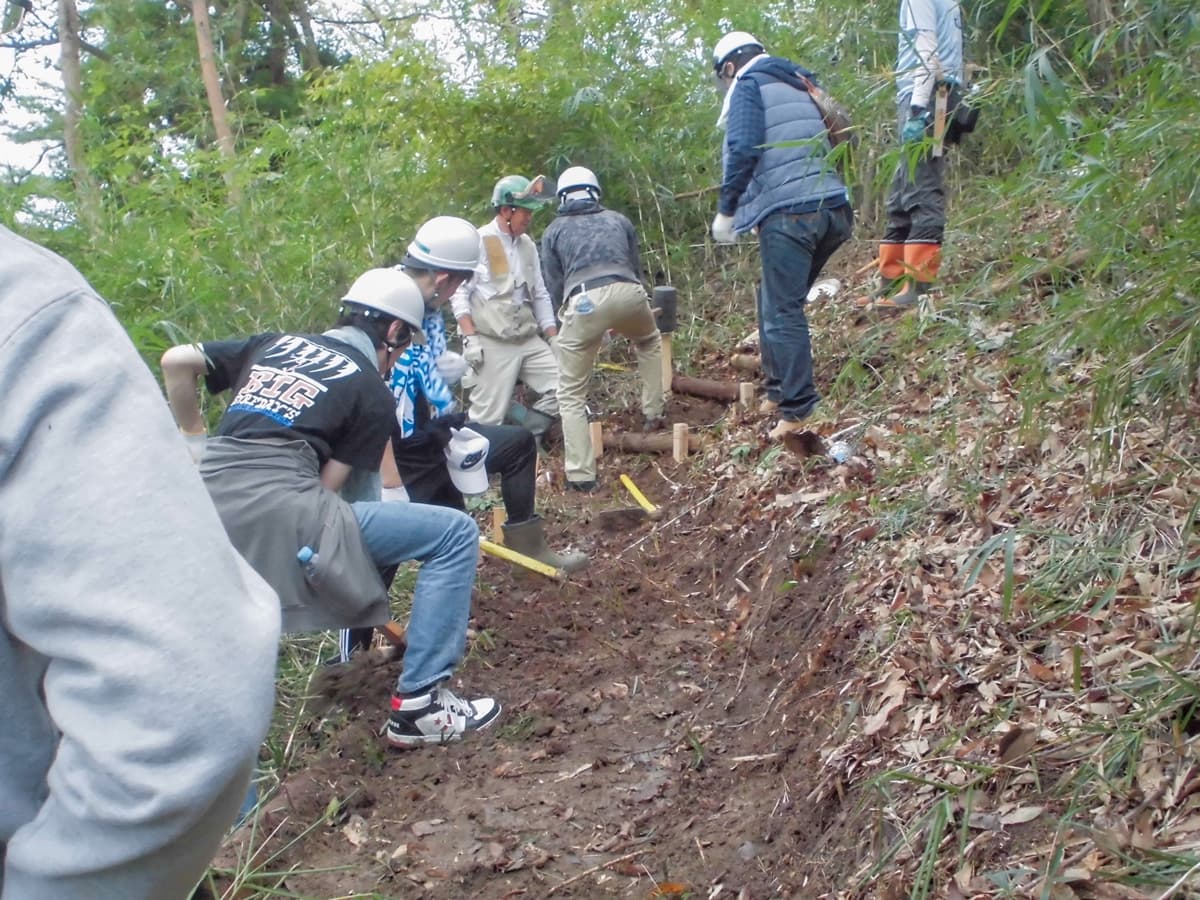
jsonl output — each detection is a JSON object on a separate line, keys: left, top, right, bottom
{"left": 290, "top": 0, "right": 322, "bottom": 72}
{"left": 263, "top": 0, "right": 289, "bottom": 84}
{"left": 192, "top": 0, "right": 239, "bottom": 199}
{"left": 58, "top": 0, "right": 99, "bottom": 233}
{"left": 494, "top": 0, "right": 522, "bottom": 58}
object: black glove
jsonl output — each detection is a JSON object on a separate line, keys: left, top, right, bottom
{"left": 425, "top": 412, "right": 468, "bottom": 449}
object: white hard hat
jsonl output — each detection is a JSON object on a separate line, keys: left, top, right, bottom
{"left": 341, "top": 268, "right": 425, "bottom": 333}
{"left": 713, "top": 31, "right": 764, "bottom": 71}
{"left": 557, "top": 166, "right": 601, "bottom": 199}
{"left": 402, "top": 216, "right": 480, "bottom": 274}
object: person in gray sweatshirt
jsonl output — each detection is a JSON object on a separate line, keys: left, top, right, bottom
{"left": 540, "top": 166, "right": 664, "bottom": 492}
{"left": 0, "top": 222, "right": 281, "bottom": 898}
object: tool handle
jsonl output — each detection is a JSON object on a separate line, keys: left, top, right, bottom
{"left": 480, "top": 538, "right": 564, "bottom": 580}
{"left": 619, "top": 474, "right": 659, "bottom": 516}
{"left": 378, "top": 620, "right": 407, "bottom": 646}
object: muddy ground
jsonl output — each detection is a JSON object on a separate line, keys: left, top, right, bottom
{"left": 210, "top": 321, "right": 881, "bottom": 900}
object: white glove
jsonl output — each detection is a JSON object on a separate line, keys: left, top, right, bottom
{"left": 381, "top": 484, "right": 410, "bottom": 503}
{"left": 181, "top": 429, "right": 206, "bottom": 464}
{"left": 435, "top": 350, "right": 469, "bottom": 385}
{"left": 711, "top": 213, "right": 737, "bottom": 244}
{"left": 462, "top": 334, "right": 484, "bottom": 371}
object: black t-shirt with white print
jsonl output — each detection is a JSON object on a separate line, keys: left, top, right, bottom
{"left": 202, "top": 332, "right": 394, "bottom": 470}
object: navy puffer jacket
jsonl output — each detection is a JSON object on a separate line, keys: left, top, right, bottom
{"left": 719, "top": 56, "right": 849, "bottom": 233}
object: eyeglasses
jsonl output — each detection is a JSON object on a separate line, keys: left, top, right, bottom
{"left": 2, "top": 0, "right": 31, "bottom": 36}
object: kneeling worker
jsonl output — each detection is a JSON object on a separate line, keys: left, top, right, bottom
{"left": 162, "top": 267, "right": 500, "bottom": 748}
{"left": 385, "top": 215, "right": 588, "bottom": 572}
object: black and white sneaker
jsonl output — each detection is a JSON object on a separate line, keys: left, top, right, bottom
{"left": 386, "top": 683, "right": 501, "bottom": 749}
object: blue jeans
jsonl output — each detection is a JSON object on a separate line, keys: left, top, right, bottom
{"left": 757, "top": 204, "right": 853, "bottom": 420}
{"left": 351, "top": 501, "right": 479, "bottom": 694}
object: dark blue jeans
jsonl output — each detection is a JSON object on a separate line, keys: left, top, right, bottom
{"left": 757, "top": 204, "right": 853, "bottom": 420}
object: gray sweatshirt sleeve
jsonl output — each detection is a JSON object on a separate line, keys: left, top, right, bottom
{"left": 540, "top": 227, "right": 565, "bottom": 311}
{"left": 529, "top": 248, "right": 558, "bottom": 333}
{"left": 0, "top": 230, "right": 281, "bottom": 899}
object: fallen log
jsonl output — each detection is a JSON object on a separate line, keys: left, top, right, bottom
{"left": 670, "top": 373, "right": 739, "bottom": 402}
{"left": 987, "top": 249, "right": 1090, "bottom": 295}
{"left": 730, "top": 353, "right": 761, "bottom": 373}
{"left": 601, "top": 429, "right": 704, "bottom": 454}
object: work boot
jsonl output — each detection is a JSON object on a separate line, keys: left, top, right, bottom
{"left": 507, "top": 402, "right": 558, "bottom": 452}
{"left": 502, "top": 515, "right": 589, "bottom": 573}
{"left": 758, "top": 397, "right": 780, "bottom": 414}
{"left": 853, "top": 242, "right": 906, "bottom": 309}
{"left": 874, "top": 243, "right": 940, "bottom": 314}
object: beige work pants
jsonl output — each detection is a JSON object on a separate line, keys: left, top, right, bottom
{"left": 463, "top": 332, "right": 560, "bottom": 425}
{"left": 557, "top": 281, "right": 663, "bottom": 484}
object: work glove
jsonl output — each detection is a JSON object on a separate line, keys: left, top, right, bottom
{"left": 381, "top": 484, "right": 410, "bottom": 503}
{"left": 427, "top": 412, "right": 469, "bottom": 449}
{"left": 435, "top": 350, "right": 469, "bottom": 385}
{"left": 181, "top": 429, "right": 206, "bottom": 464}
{"left": 711, "top": 213, "right": 737, "bottom": 244}
{"left": 462, "top": 334, "right": 484, "bottom": 371}
{"left": 902, "top": 107, "right": 931, "bottom": 143}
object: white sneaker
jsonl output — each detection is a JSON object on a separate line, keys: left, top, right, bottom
{"left": 386, "top": 683, "right": 501, "bottom": 749}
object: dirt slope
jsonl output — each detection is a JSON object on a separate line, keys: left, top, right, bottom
{"left": 208, "top": 248, "right": 1200, "bottom": 899}
{"left": 208, "top": 378, "right": 883, "bottom": 898}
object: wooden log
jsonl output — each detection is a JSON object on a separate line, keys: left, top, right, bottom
{"left": 601, "top": 429, "right": 704, "bottom": 455}
{"left": 670, "top": 373, "right": 739, "bottom": 402}
{"left": 987, "top": 249, "right": 1090, "bottom": 296}
{"left": 672, "top": 423, "right": 689, "bottom": 463}
{"left": 730, "top": 353, "right": 761, "bottom": 374}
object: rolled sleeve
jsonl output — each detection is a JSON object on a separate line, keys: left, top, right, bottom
{"left": 719, "top": 78, "right": 766, "bottom": 216}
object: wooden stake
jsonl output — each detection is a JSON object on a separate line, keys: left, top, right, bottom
{"left": 660, "top": 333, "right": 673, "bottom": 397}
{"left": 672, "top": 423, "right": 689, "bottom": 463}
{"left": 491, "top": 505, "right": 506, "bottom": 544}
{"left": 590, "top": 421, "right": 604, "bottom": 460}
{"left": 734, "top": 382, "right": 755, "bottom": 419}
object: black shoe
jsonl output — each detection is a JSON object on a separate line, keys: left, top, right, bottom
{"left": 642, "top": 416, "right": 666, "bottom": 433}
{"left": 566, "top": 479, "right": 598, "bottom": 493}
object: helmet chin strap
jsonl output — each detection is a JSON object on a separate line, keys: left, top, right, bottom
{"left": 499, "top": 208, "right": 516, "bottom": 235}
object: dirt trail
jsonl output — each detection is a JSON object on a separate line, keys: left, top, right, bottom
{"left": 212, "top": 384, "right": 875, "bottom": 898}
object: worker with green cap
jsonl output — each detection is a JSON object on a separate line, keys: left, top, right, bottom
{"left": 450, "top": 175, "right": 562, "bottom": 435}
